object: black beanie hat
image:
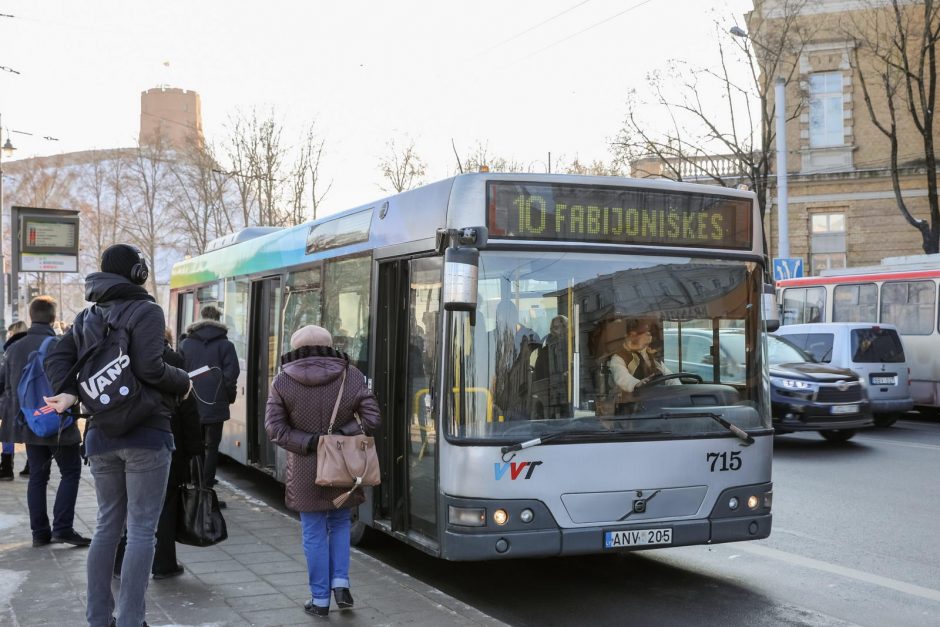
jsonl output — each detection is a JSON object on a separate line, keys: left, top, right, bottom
{"left": 101, "top": 244, "right": 142, "bottom": 281}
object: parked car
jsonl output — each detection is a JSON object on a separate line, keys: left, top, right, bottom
{"left": 773, "top": 323, "right": 913, "bottom": 427}
{"left": 663, "top": 328, "right": 873, "bottom": 442}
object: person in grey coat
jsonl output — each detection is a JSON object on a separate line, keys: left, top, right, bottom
{"left": 179, "top": 305, "right": 239, "bottom": 488}
{"left": 265, "top": 325, "right": 381, "bottom": 619}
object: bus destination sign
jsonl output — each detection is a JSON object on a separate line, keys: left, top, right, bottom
{"left": 486, "top": 182, "right": 753, "bottom": 250}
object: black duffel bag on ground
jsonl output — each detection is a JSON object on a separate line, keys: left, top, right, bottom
{"left": 177, "top": 457, "right": 227, "bottom": 547}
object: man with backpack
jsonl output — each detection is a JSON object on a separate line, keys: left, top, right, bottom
{"left": 0, "top": 296, "right": 89, "bottom": 547}
{"left": 44, "top": 244, "right": 191, "bottom": 627}
{"left": 179, "top": 305, "right": 239, "bottom": 489}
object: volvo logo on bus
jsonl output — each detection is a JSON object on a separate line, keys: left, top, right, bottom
{"left": 494, "top": 461, "right": 543, "bottom": 480}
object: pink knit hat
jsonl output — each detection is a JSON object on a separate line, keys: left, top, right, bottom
{"left": 290, "top": 325, "right": 333, "bottom": 349}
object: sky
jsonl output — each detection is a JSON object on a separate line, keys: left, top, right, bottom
{"left": 0, "top": 0, "right": 754, "bottom": 216}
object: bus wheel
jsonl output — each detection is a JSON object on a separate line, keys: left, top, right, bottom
{"left": 349, "top": 508, "right": 381, "bottom": 547}
{"left": 819, "top": 429, "right": 856, "bottom": 442}
{"left": 873, "top": 414, "right": 899, "bottom": 428}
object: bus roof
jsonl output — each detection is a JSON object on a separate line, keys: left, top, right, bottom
{"left": 170, "top": 172, "right": 760, "bottom": 289}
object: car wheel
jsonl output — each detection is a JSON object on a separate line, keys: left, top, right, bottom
{"left": 819, "top": 429, "right": 856, "bottom": 442}
{"left": 873, "top": 414, "right": 899, "bottom": 428}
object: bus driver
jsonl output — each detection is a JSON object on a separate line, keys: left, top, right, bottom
{"left": 609, "top": 319, "right": 677, "bottom": 395}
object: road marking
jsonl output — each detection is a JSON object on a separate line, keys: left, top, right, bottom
{"left": 737, "top": 543, "right": 940, "bottom": 603}
{"left": 856, "top": 435, "right": 940, "bottom": 452}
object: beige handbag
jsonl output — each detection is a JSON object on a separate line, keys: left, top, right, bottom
{"left": 315, "top": 368, "right": 381, "bottom": 507}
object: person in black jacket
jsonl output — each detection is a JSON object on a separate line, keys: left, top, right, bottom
{"left": 115, "top": 328, "right": 204, "bottom": 580}
{"left": 43, "top": 244, "right": 191, "bottom": 627}
{"left": 0, "top": 297, "right": 89, "bottom": 546}
{"left": 179, "top": 305, "right": 239, "bottom": 488}
{"left": 0, "top": 320, "right": 28, "bottom": 480}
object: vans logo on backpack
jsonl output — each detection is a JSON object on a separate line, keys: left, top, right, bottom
{"left": 79, "top": 349, "right": 131, "bottom": 404}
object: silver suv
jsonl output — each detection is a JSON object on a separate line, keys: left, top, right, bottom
{"left": 773, "top": 323, "right": 913, "bottom": 427}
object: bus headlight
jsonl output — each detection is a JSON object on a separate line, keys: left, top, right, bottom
{"left": 448, "top": 505, "right": 485, "bottom": 527}
{"left": 728, "top": 497, "right": 739, "bottom": 510}
{"left": 493, "top": 509, "right": 509, "bottom": 526}
{"left": 519, "top": 508, "right": 534, "bottom": 523}
{"left": 747, "top": 495, "right": 760, "bottom": 510}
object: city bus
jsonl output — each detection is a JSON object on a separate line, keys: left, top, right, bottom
{"left": 168, "top": 173, "right": 773, "bottom": 560}
{"left": 777, "top": 254, "right": 940, "bottom": 411}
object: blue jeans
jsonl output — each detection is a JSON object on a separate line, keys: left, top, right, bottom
{"left": 86, "top": 447, "right": 171, "bottom": 627}
{"left": 1, "top": 441, "right": 12, "bottom": 454}
{"left": 300, "top": 508, "right": 352, "bottom": 607}
{"left": 25, "top": 443, "right": 82, "bottom": 540}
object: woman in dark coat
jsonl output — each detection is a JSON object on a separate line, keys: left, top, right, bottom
{"left": 265, "top": 325, "right": 381, "bottom": 619}
{"left": 115, "top": 328, "right": 204, "bottom": 578}
{"left": 0, "top": 321, "right": 28, "bottom": 480}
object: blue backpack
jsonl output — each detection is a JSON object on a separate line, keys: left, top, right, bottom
{"left": 18, "top": 336, "right": 74, "bottom": 438}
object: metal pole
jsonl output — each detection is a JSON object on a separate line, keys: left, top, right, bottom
{"left": 775, "top": 77, "right": 789, "bottom": 259}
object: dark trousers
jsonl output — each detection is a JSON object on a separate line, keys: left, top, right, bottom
{"left": 115, "top": 481, "right": 181, "bottom": 575}
{"left": 152, "top": 482, "right": 181, "bottom": 573}
{"left": 203, "top": 422, "right": 224, "bottom": 485}
{"left": 25, "top": 443, "right": 82, "bottom": 540}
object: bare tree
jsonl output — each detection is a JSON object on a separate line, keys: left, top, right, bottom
{"left": 170, "top": 139, "right": 239, "bottom": 255}
{"left": 287, "top": 124, "right": 331, "bottom": 224}
{"left": 378, "top": 138, "right": 426, "bottom": 192}
{"left": 125, "top": 134, "right": 177, "bottom": 303}
{"left": 612, "top": 2, "right": 809, "bottom": 231}
{"left": 452, "top": 140, "right": 527, "bottom": 174}
{"left": 848, "top": 0, "right": 940, "bottom": 253}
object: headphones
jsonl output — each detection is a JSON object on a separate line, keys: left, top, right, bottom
{"left": 129, "top": 245, "right": 150, "bottom": 285}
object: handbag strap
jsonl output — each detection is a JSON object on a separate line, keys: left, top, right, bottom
{"left": 327, "top": 368, "right": 349, "bottom": 435}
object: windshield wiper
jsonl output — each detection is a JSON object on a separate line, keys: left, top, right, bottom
{"left": 499, "top": 426, "right": 662, "bottom": 461}
{"left": 660, "top": 411, "right": 755, "bottom": 446}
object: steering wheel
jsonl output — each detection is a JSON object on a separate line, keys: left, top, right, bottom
{"left": 642, "top": 372, "right": 703, "bottom": 387}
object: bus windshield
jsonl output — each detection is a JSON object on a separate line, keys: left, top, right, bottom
{"left": 447, "top": 251, "right": 770, "bottom": 442}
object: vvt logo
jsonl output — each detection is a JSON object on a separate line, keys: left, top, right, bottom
{"left": 494, "top": 461, "right": 543, "bottom": 480}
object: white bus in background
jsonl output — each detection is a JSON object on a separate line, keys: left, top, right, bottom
{"left": 777, "top": 254, "right": 940, "bottom": 413}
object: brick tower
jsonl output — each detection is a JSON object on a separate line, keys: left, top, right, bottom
{"left": 139, "top": 87, "right": 204, "bottom": 149}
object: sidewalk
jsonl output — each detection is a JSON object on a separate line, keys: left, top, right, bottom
{"left": 0, "top": 447, "right": 505, "bottom": 626}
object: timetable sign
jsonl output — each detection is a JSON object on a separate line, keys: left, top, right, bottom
{"left": 20, "top": 216, "right": 80, "bottom": 255}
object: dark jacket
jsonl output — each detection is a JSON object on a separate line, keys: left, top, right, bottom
{"left": 0, "top": 323, "right": 81, "bottom": 446}
{"left": 0, "top": 330, "right": 26, "bottom": 443}
{"left": 179, "top": 319, "right": 239, "bottom": 424}
{"left": 44, "top": 272, "right": 190, "bottom": 435}
{"left": 264, "top": 345, "right": 381, "bottom": 512}
{"left": 164, "top": 342, "right": 204, "bottom": 486}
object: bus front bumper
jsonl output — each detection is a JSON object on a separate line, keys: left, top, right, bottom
{"left": 440, "top": 484, "right": 773, "bottom": 561}
{"left": 441, "top": 514, "right": 772, "bottom": 560}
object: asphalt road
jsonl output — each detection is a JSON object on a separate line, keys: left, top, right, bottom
{"left": 220, "top": 414, "right": 940, "bottom": 627}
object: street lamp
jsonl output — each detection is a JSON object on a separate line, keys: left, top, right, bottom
{"left": 0, "top": 114, "right": 15, "bottom": 332}
{"left": 729, "top": 26, "right": 790, "bottom": 261}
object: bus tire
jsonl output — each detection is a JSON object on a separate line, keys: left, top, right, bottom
{"left": 349, "top": 509, "right": 381, "bottom": 547}
{"left": 873, "top": 414, "right": 899, "bottom": 428}
{"left": 819, "top": 429, "right": 856, "bottom": 442}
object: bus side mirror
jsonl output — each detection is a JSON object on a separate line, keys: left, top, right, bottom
{"left": 763, "top": 284, "right": 780, "bottom": 332}
{"left": 442, "top": 227, "right": 488, "bottom": 314}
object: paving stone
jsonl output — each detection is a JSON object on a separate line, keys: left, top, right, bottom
{"left": 0, "top": 466, "right": 505, "bottom": 626}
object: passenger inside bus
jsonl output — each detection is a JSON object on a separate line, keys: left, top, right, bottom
{"left": 532, "top": 315, "right": 571, "bottom": 419}
{"left": 609, "top": 319, "right": 678, "bottom": 396}
{"left": 490, "top": 300, "right": 540, "bottom": 421}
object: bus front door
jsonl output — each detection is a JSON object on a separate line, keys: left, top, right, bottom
{"left": 374, "top": 257, "right": 441, "bottom": 549}
{"left": 247, "top": 277, "right": 282, "bottom": 472}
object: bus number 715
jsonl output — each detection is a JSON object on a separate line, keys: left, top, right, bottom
{"left": 706, "top": 451, "right": 742, "bottom": 472}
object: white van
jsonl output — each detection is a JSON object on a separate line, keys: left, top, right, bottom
{"left": 773, "top": 323, "right": 913, "bottom": 427}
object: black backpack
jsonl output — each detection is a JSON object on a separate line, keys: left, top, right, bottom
{"left": 74, "top": 304, "right": 159, "bottom": 437}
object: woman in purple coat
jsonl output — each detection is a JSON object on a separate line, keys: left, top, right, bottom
{"left": 265, "top": 325, "right": 381, "bottom": 619}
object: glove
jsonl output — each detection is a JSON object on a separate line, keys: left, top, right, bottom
{"left": 42, "top": 393, "right": 78, "bottom": 414}
{"left": 306, "top": 434, "right": 320, "bottom": 454}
